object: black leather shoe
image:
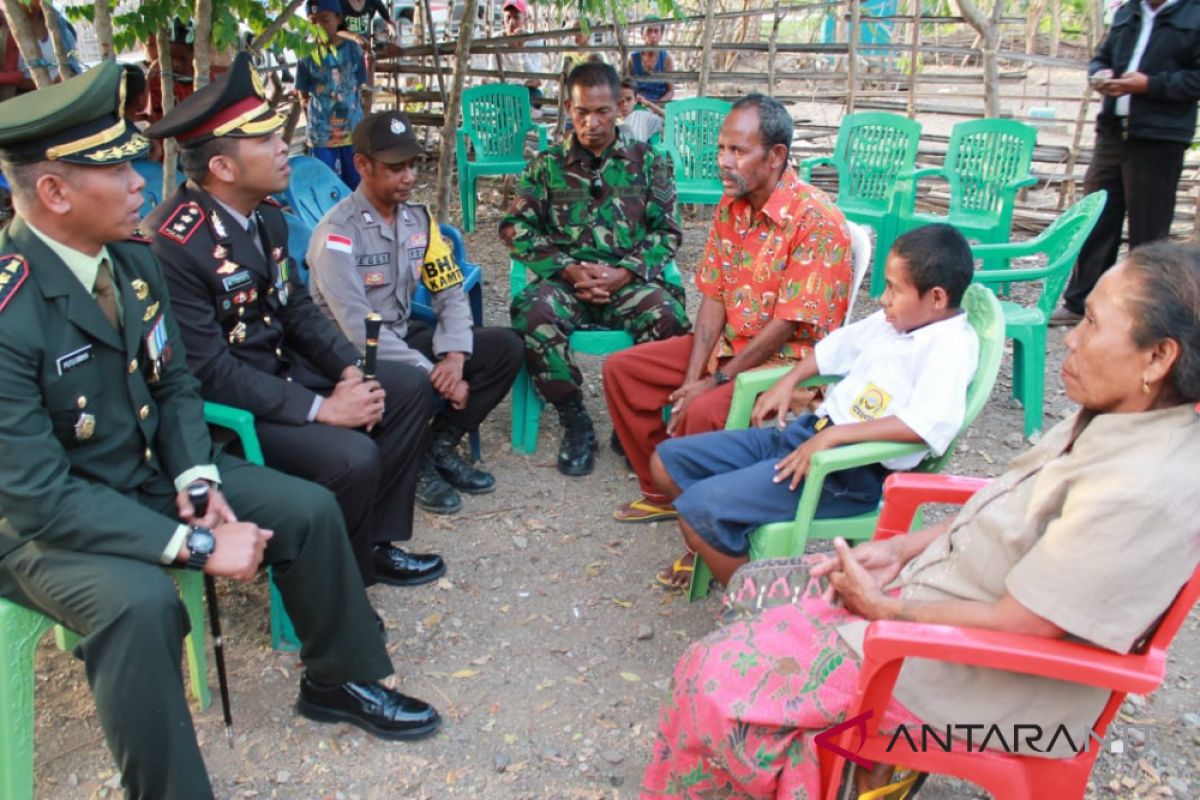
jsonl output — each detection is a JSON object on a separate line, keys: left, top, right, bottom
{"left": 372, "top": 543, "right": 446, "bottom": 587}
{"left": 296, "top": 674, "right": 440, "bottom": 740}
{"left": 416, "top": 458, "right": 462, "bottom": 514}
{"left": 432, "top": 428, "right": 495, "bottom": 494}
{"left": 555, "top": 394, "right": 596, "bottom": 477}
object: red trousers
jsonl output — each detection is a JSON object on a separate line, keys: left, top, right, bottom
{"left": 603, "top": 335, "right": 736, "bottom": 500}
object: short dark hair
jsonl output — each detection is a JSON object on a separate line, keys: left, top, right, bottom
{"left": 122, "top": 64, "right": 147, "bottom": 114}
{"left": 730, "top": 93, "right": 793, "bottom": 152}
{"left": 619, "top": 76, "right": 637, "bottom": 92}
{"left": 178, "top": 136, "right": 238, "bottom": 184}
{"left": 1124, "top": 242, "right": 1200, "bottom": 402}
{"left": 890, "top": 223, "right": 974, "bottom": 307}
{"left": 567, "top": 62, "right": 620, "bottom": 100}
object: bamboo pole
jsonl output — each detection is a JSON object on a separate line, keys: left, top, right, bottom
{"left": 1063, "top": 84, "right": 1093, "bottom": 208}
{"left": 43, "top": 1, "right": 73, "bottom": 80}
{"left": 156, "top": 26, "right": 178, "bottom": 202}
{"left": 907, "top": 0, "right": 919, "bottom": 117}
{"left": 92, "top": 0, "right": 113, "bottom": 60}
{"left": 249, "top": 0, "right": 305, "bottom": 53}
{"left": 435, "top": 0, "right": 477, "bottom": 219}
{"left": 767, "top": 0, "right": 783, "bottom": 96}
{"left": 698, "top": 0, "right": 718, "bottom": 96}
{"left": 2, "top": 0, "right": 51, "bottom": 87}
{"left": 847, "top": 0, "right": 860, "bottom": 113}
{"left": 421, "top": 0, "right": 448, "bottom": 106}
{"left": 193, "top": 0, "right": 213, "bottom": 91}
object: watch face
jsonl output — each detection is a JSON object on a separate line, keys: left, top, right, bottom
{"left": 189, "top": 528, "right": 216, "bottom": 556}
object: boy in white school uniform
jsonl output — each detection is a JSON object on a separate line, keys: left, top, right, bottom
{"left": 651, "top": 224, "right": 981, "bottom": 588}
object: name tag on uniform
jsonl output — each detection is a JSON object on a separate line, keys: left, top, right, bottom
{"left": 221, "top": 271, "right": 254, "bottom": 291}
{"left": 55, "top": 345, "right": 92, "bottom": 375}
{"left": 357, "top": 253, "right": 390, "bottom": 267}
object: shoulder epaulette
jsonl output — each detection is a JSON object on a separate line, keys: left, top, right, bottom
{"left": 0, "top": 254, "right": 30, "bottom": 313}
{"left": 157, "top": 202, "right": 204, "bottom": 245}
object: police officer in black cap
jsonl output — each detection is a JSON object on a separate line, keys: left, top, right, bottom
{"left": 0, "top": 61, "right": 439, "bottom": 800}
{"left": 144, "top": 52, "right": 444, "bottom": 589}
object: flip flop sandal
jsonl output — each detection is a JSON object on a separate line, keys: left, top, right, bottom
{"left": 654, "top": 553, "right": 695, "bottom": 590}
{"left": 614, "top": 498, "right": 678, "bottom": 523}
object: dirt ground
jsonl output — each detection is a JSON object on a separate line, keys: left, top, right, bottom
{"left": 29, "top": 179, "right": 1200, "bottom": 799}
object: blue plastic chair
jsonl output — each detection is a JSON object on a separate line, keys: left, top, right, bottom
{"left": 132, "top": 159, "right": 184, "bottom": 220}
{"left": 281, "top": 155, "right": 352, "bottom": 229}
{"left": 282, "top": 210, "right": 313, "bottom": 284}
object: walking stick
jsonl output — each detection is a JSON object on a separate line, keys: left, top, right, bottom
{"left": 187, "top": 482, "right": 236, "bottom": 748}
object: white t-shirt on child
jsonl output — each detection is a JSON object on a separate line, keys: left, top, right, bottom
{"left": 814, "top": 309, "right": 979, "bottom": 471}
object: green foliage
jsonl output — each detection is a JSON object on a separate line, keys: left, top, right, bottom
{"left": 540, "top": 0, "right": 684, "bottom": 26}
{"left": 67, "top": 0, "right": 323, "bottom": 59}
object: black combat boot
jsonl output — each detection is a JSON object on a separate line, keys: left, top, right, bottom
{"left": 415, "top": 453, "right": 462, "bottom": 514}
{"left": 431, "top": 424, "right": 495, "bottom": 494}
{"left": 554, "top": 393, "right": 596, "bottom": 476}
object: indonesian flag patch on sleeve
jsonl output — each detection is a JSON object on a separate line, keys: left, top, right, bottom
{"left": 326, "top": 233, "right": 353, "bottom": 253}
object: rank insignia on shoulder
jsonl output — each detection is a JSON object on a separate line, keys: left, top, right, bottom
{"left": 213, "top": 245, "right": 229, "bottom": 260}
{"left": 216, "top": 260, "right": 240, "bottom": 275}
{"left": 209, "top": 211, "right": 229, "bottom": 240}
{"left": 158, "top": 203, "right": 204, "bottom": 245}
{"left": 0, "top": 254, "right": 30, "bottom": 312}
{"left": 131, "top": 279, "right": 150, "bottom": 300}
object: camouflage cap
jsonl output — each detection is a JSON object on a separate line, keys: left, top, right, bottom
{"left": 0, "top": 60, "right": 149, "bottom": 165}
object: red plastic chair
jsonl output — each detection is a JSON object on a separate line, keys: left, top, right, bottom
{"left": 818, "top": 472, "right": 1200, "bottom": 800}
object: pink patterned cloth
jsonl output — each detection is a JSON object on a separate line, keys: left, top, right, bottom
{"left": 642, "top": 557, "right": 923, "bottom": 799}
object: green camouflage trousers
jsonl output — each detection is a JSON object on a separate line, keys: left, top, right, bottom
{"left": 510, "top": 278, "right": 690, "bottom": 405}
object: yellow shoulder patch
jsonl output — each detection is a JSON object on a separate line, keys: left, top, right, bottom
{"left": 420, "top": 225, "right": 465, "bottom": 293}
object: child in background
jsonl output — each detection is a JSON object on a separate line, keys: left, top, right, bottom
{"left": 651, "top": 224, "right": 981, "bottom": 589}
{"left": 617, "top": 77, "right": 663, "bottom": 143}
{"left": 298, "top": 0, "right": 368, "bottom": 188}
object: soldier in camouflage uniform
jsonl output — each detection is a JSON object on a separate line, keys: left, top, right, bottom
{"left": 506, "top": 62, "right": 689, "bottom": 476}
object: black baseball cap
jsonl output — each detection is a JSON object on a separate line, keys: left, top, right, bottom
{"left": 352, "top": 111, "right": 426, "bottom": 164}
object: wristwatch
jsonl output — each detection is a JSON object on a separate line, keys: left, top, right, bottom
{"left": 712, "top": 369, "right": 732, "bottom": 386}
{"left": 185, "top": 527, "right": 216, "bottom": 571}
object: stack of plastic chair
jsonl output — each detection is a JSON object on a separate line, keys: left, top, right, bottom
{"left": 455, "top": 84, "right": 548, "bottom": 232}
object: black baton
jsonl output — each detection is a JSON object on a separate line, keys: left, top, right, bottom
{"left": 187, "top": 482, "right": 236, "bottom": 748}
{"left": 363, "top": 313, "right": 382, "bottom": 379}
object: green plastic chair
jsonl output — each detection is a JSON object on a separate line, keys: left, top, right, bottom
{"left": 0, "top": 575, "right": 209, "bottom": 800}
{"left": 799, "top": 112, "right": 922, "bottom": 296}
{"left": 456, "top": 84, "right": 548, "bottom": 233}
{"left": 689, "top": 283, "right": 1005, "bottom": 601}
{"left": 661, "top": 97, "right": 731, "bottom": 205}
{"left": 203, "top": 402, "right": 299, "bottom": 653}
{"left": 509, "top": 261, "right": 684, "bottom": 454}
{"left": 887, "top": 118, "right": 1038, "bottom": 293}
{"left": 968, "top": 191, "right": 1107, "bottom": 438}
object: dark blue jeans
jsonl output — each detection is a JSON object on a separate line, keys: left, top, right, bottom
{"left": 658, "top": 415, "right": 888, "bottom": 557}
{"left": 312, "top": 145, "right": 360, "bottom": 190}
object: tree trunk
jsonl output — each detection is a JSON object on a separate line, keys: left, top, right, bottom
{"left": 698, "top": 0, "right": 718, "bottom": 96}
{"left": 193, "top": 0, "right": 213, "bottom": 91}
{"left": 436, "top": 0, "right": 478, "bottom": 220}
{"left": 907, "top": 0, "right": 919, "bottom": 118}
{"left": 42, "top": 1, "right": 72, "bottom": 80}
{"left": 422, "top": 0, "right": 448, "bottom": 106}
{"left": 956, "top": 0, "right": 999, "bottom": 117}
{"left": 612, "top": 6, "right": 628, "bottom": 76}
{"left": 157, "top": 26, "right": 178, "bottom": 201}
{"left": 2, "top": 0, "right": 51, "bottom": 87}
{"left": 766, "top": 0, "right": 782, "bottom": 96}
{"left": 847, "top": 0, "right": 860, "bottom": 113}
{"left": 250, "top": 0, "right": 306, "bottom": 53}
{"left": 92, "top": 0, "right": 114, "bottom": 60}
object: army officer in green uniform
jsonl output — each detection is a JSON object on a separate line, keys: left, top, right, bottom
{"left": 0, "top": 63, "right": 439, "bottom": 800}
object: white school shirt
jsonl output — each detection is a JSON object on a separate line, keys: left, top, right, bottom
{"left": 1116, "top": 0, "right": 1176, "bottom": 116}
{"left": 814, "top": 310, "right": 979, "bottom": 471}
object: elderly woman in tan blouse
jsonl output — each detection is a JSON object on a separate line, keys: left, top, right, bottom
{"left": 643, "top": 241, "right": 1200, "bottom": 799}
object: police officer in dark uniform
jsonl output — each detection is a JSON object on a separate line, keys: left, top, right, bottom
{"left": 0, "top": 62, "right": 439, "bottom": 800}
{"left": 144, "top": 53, "right": 442, "bottom": 589}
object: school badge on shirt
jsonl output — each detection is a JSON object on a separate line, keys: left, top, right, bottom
{"left": 850, "top": 382, "right": 892, "bottom": 421}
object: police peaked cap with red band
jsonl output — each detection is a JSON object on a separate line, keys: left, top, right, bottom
{"left": 144, "top": 52, "right": 284, "bottom": 147}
